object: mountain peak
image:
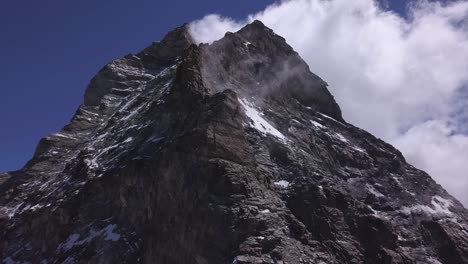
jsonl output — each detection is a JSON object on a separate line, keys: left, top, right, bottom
{"left": 83, "top": 24, "right": 194, "bottom": 106}
{"left": 160, "top": 22, "right": 193, "bottom": 47}
{"left": 200, "top": 20, "right": 343, "bottom": 121}
{"left": 2, "top": 22, "right": 468, "bottom": 264}
{"left": 237, "top": 19, "right": 271, "bottom": 34}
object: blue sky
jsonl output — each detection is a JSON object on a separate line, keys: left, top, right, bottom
{"left": 0, "top": 0, "right": 407, "bottom": 172}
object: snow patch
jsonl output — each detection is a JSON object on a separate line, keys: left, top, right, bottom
{"left": 85, "top": 137, "right": 134, "bottom": 170}
{"left": 310, "top": 120, "right": 325, "bottom": 129}
{"left": 120, "top": 100, "right": 149, "bottom": 121}
{"left": 292, "top": 119, "right": 301, "bottom": 124}
{"left": 80, "top": 108, "right": 100, "bottom": 117}
{"left": 319, "top": 127, "right": 366, "bottom": 153}
{"left": 29, "top": 203, "right": 44, "bottom": 212}
{"left": 62, "top": 234, "right": 81, "bottom": 250}
{"left": 367, "top": 205, "right": 378, "bottom": 215}
{"left": 392, "top": 176, "right": 402, "bottom": 187}
{"left": 108, "top": 64, "right": 155, "bottom": 79}
{"left": 238, "top": 98, "right": 286, "bottom": 141}
{"left": 366, "top": 184, "right": 384, "bottom": 198}
{"left": 122, "top": 137, "right": 133, "bottom": 143}
{"left": 50, "top": 132, "right": 77, "bottom": 140}
{"left": 273, "top": 180, "right": 290, "bottom": 188}
{"left": 103, "top": 224, "right": 121, "bottom": 241}
{"left": 111, "top": 88, "right": 133, "bottom": 93}
{"left": 335, "top": 133, "right": 348, "bottom": 143}
{"left": 392, "top": 176, "right": 415, "bottom": 196}
{"left": 58, "top": 224, "right": 121, "bottom": 252}
{"left": 318, "top": 112, "right": 343, "bottom": 124}
{"left": 352, "top": 146, "right": 366, "bottom": 153}
{"left": 0, "top": 203, "right": 24, "bottom": 219}
{"left": 400, "top": 196, "right": 454, "bottom": 217}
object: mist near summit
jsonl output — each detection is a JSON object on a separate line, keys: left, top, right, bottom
{"left": 189, "top": 0, "right": 468, "bottom": 206}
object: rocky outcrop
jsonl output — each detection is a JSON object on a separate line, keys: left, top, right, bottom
{"left": 1, "top": 21, "right": 467, "bottom": 264}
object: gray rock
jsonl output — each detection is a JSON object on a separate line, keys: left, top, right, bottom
{"left": 1, "top": 20, "right": 467, "bottom": 264}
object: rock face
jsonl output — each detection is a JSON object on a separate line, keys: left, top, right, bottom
{"left": 1, "top": 21, "right": 467, "bottom": 264}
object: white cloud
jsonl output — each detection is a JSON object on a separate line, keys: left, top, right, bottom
{"left": 189, "top": 0, "right": 468, "bottom": 206}
{"left": 394, "top": 120, "right": 468, "bottom": 205}
{"left": 189, "top": 14, "right": 243, "bottom": 44}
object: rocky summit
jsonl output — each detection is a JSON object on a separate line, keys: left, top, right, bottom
{"left": 1, "top": 20, "right": 468, "bottom": 264}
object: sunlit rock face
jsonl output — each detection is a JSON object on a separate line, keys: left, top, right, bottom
{"left": 1, "top": 21, "right": 467, "bottom": 264}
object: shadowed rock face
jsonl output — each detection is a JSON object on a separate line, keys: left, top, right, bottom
{"left": 1, "top": 21, "right": 467, "bottom": 264}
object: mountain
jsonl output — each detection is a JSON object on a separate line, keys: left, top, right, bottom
{"left": 1, "top": 20, "right": 467, "bottom": 264}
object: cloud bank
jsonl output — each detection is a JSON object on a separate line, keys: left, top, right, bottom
{"left": 189, "top": 0, "right": 468, "bottom": 206}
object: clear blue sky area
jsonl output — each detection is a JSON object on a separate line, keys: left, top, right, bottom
{"left": 0, "top": 0, "right": 406, "bottom": 172}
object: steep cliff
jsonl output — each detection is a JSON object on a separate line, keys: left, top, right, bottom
{"left": 1, "top": 21, "right": 467, "bottom": 264}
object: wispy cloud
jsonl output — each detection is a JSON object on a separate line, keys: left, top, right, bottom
{"left": 189, "top": 0, "right": 468, "bottom": 206}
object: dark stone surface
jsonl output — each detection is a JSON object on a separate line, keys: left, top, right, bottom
{"left": 1, "top": 20, "right": 467, "bottom": 264}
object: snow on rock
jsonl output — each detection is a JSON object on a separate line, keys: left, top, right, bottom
{"left": 310, "top": 119, "right": 367, "bottom": 153}
{"left": 238, "top": 98, "right": 286, "bottom": 141}
{"left": 0, "top": 203, "right": 24, "bottom": 219}
{"left": 351, "top": 146, "right": 366, "bottom": 153}
{"left": 108, "top": 63, "right": 155, "bottom": 80}
{"left": 58, "top": 224, "right": 121, "bottom": 252}
{"left": 85, "top": 137, "right": 134, "bottom": 170}
{"left": 273, "top": 180, "right": 290, "bottom": 188}
{"left": 318, "top": 112, "right": 343, "bottom": 124}
{"left": 29, "top": 203, "right": 44, "bottom": 212}
{"left": 367, "top": 205, "right": 379, "bottom": 215}
{"left": 62, "top": 234, "right": 81, "bottom": 251}
{"left": 334, "top": 133, "right": 348, "bottom": 143}
{"left": 103, "top": 224, "right": 121, "bottom": 241}
{"left": 310, "top": 120, "right": 325, "bottom": 129}
{"left": 366, "top": 184, "right": 385, "bottom": 198}
{"left": 431, "top": 196, "right": 454, "bottom": 215}
{"left": 392, "top": 176, "right": 403, "bottom": 187}
{"left": 122, "top": 137, "right": 133, "bottom": 143}
{"left": 392, "top": 176, "right": 416, "bottom": 196}
{"left": 400, "top": 196, "right": 454, "bottom": 218}
{"left": 50, "top": 132, "right": 77, "bottom": 140}
{"left": 80, "top": 108, "right": 100, "bottom": 117}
